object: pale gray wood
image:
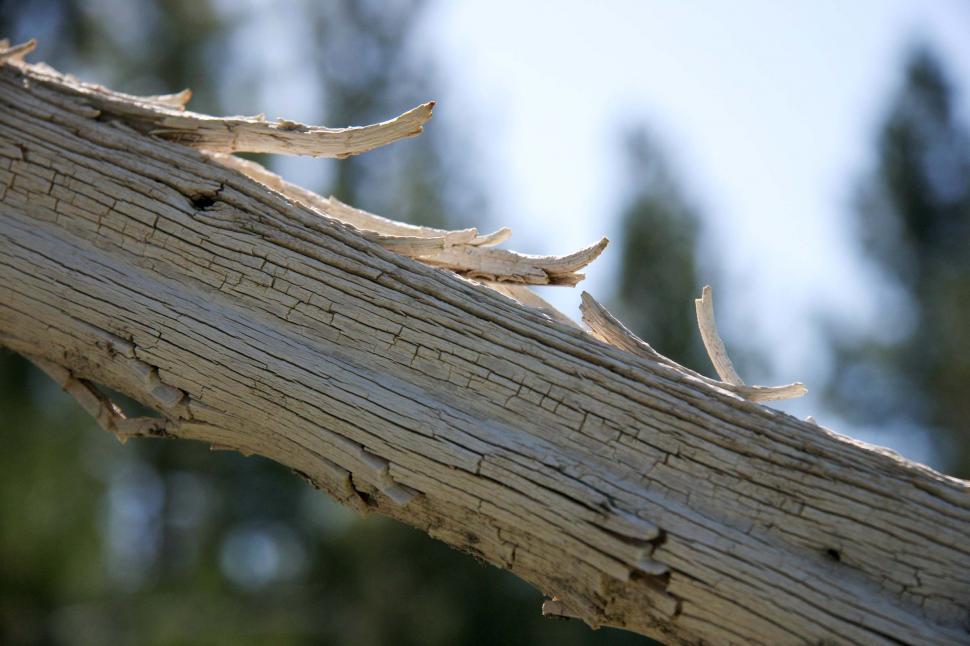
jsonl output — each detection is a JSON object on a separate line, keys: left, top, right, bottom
{"left": 1, "top": 50, "right": 969, "bottom": 645}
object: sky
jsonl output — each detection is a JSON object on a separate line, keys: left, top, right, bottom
{"left": 409, "top": 0, "right": 970, "bottom": 465}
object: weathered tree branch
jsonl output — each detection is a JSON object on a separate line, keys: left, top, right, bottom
{"left": 2, "top": 42, "right": 969, "bottom": 644}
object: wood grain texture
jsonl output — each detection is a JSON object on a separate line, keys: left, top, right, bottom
{"left": 1, "top": 53, "right": 969, "bottom": 645}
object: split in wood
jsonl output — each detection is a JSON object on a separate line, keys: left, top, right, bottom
{"left": 28, "top": 356, "right": 175, "bottom": 443}
{"left": 357, "top": 447, "right": 421, "bottom": 507}
{"left": 580, "top": 291, "right": 806, "bottom": 402}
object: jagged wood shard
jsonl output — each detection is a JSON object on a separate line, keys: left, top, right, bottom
{"left": 0, "top": 38, "right": 36, "bottom": 63}
{"left": 695, "top": 284, "right": 744, "bottom": 385}
{"left": 580, "top": 291, "right": 668, "bottom": 361}
{"left": 418, "top": 237, "right": 608, "bottom": 285}
{"left": 139, "top": 88, "right": 193, "bottom": 110}
{"left": 28, "top": 356, "right": 174, "bottom": 442}
{"left": 1, "top": 45, "right": 431, "bottom": 158}
{"left": 580, "top": 292, "right": 807, "bottom": 402}
{"left": 147, "top": 101, "right": 434, "bottom": 157}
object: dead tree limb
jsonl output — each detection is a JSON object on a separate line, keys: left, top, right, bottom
{"left": 1, "top": 42, "right": 969, "bottom": 644}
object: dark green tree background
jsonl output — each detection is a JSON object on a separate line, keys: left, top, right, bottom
{"left": 827, "top": 47, "right": 970, "bottom": 478}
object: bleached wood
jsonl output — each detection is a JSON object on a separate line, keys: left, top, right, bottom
{"left": 581, "top": 292, "right": 807, "bottom": 402}
{"left": 0, "top": 42, "right": 431, "bottom": 158}
{"left": 29, "top": 356, "right": 175, "bottom": 441}
{"left": 2, "top": 47, "right": 969, "bottom": 645}
{"left": 417, "top": 236, "right": 608, "bottom": 285}
{"left": 0, "top": 38, "right": 36, "bottom": 62}
{"left": 694, "top": 285, "right": 745, "bottom": 386}
{"left": 139, "top": 88, "right": 193, "bottom": 110}
{"left": 323, "top": 193, "right": 511, "bottom": 247}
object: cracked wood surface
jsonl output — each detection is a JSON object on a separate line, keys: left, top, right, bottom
{"left": 1, "top": 50, "right": 970, "bottom": 645}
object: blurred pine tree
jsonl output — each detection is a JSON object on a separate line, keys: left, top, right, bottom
{"left": 611, "top": 127, "right": 710, "bottom": 373}
{"left": 827, "top": 47, "right": 970, "bottom": 477}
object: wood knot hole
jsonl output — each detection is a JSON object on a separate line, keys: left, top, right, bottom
{"left": 190, "top": 194, "right": 217, "bottom": 211}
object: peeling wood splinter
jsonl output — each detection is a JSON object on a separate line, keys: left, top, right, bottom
{"left": 693, "top": 285, "right": 807, "bottom": 400}
{"left": 580, "top": 291, "right": 807, "bottom": 402}
{"left": 694, "top": 284, "right": 745, "bottom": 386}
{"left": 0, "top": 38, "right": 36, "bottom": 63}
{"left": 28, "top": 356, "right": 175, "bottom": 442}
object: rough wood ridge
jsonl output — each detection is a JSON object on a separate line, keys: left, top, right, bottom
{"left": 1, "top": 39, "right": 969, "bottom": 644}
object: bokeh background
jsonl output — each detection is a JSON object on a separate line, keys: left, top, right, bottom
{"left": 2, "top": 1, "right": 969, "bottom": 644}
